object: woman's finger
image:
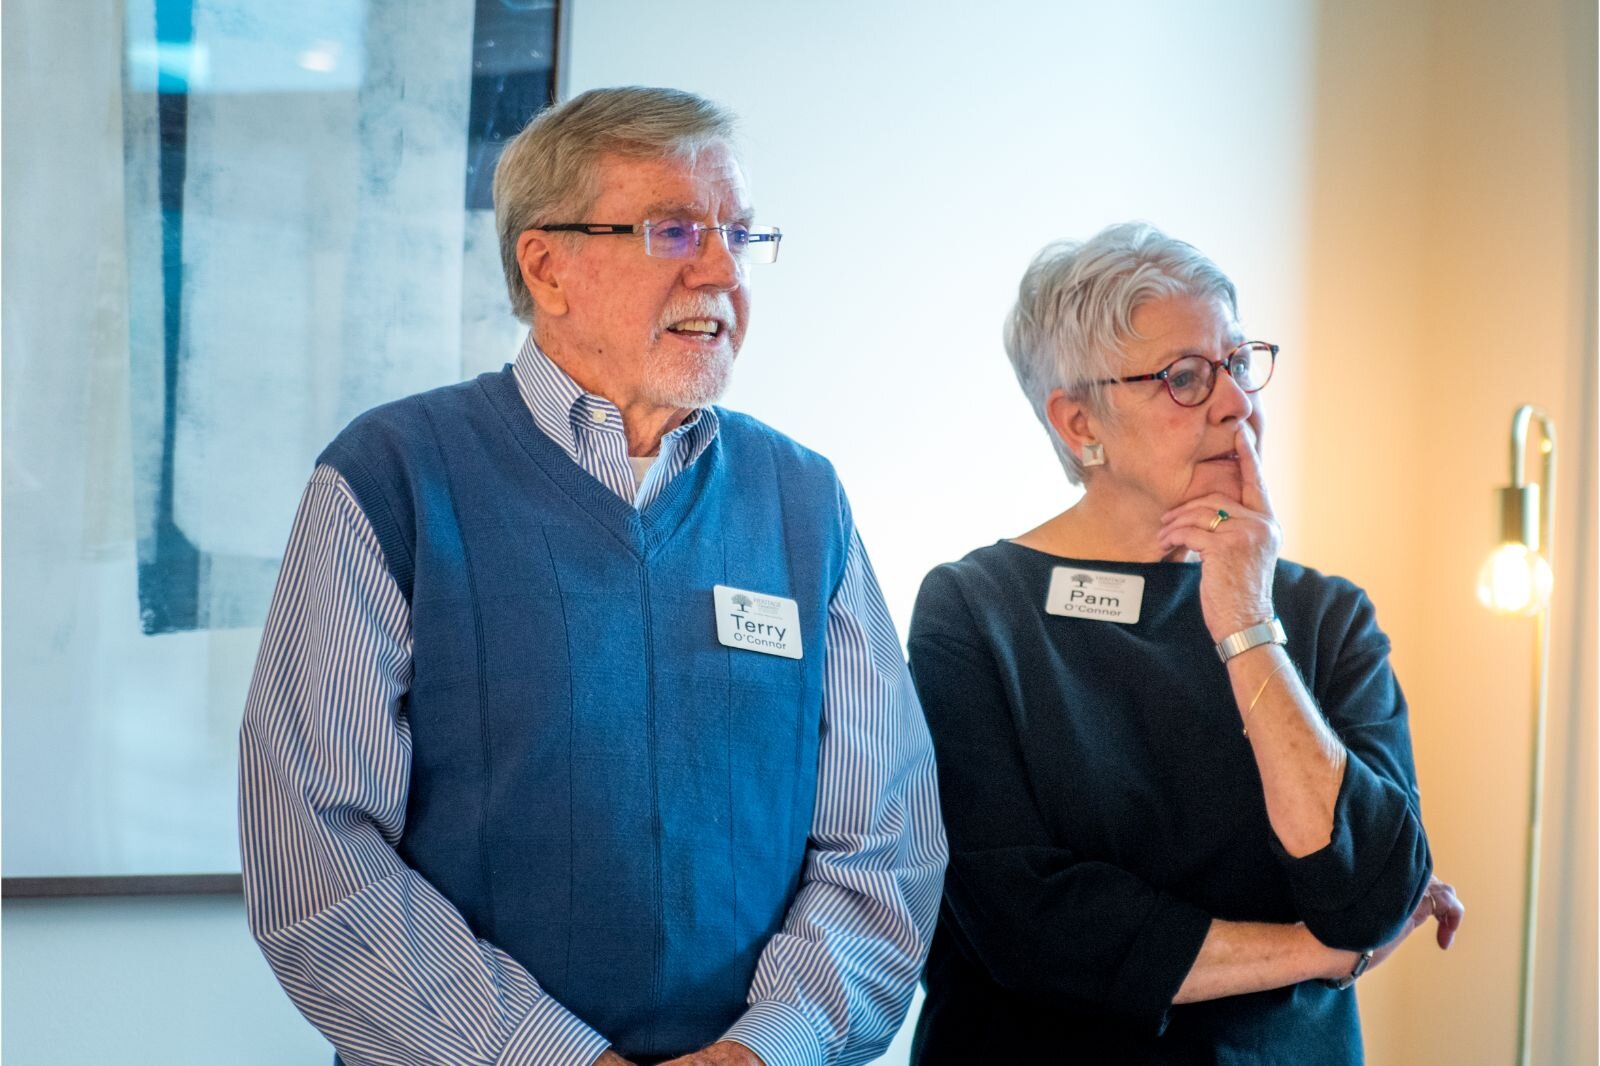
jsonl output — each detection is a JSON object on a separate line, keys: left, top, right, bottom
{"left": 1157, "top": 501, "right": 1267, "bottom": 549}
{"left": 1160, "top": 494, "right": 1261, "bottom": 526}
{"left": 1159, "top": 524, "right": 1217, "bottom": 558}
{"left": 1431, "top": 879, "right": 1464, "bottom": 950}
{"left": 1235, "top": 421, "right": 1274, "bottom": 517}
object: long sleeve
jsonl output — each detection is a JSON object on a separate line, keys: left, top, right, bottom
{"left": 238, "top": 465, "right": 609, "bottom": 1066}
{"left": 722, "top": 529, "right": 949, "bottom": 1066}
{"left": 1268, "top": 584, "right": 1431, "bottom": 949}
{"left": 907, "top": 565, "right": 1211, "bottom": 1033}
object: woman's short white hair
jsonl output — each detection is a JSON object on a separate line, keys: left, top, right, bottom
{"left": 1003, "top": 222, "right": 1239, "bottom": 484}
{"left": 493, "top": 86, "right": 739, "bottom": 323}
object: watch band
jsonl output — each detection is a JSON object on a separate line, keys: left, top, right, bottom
{"left": 1323, "top": 949, "right": 1375, "bottom": 990}
{"left": 1215, "top": 617, "right": 1287, "bottom": 663}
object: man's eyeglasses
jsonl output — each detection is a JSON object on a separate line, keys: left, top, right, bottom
{"left": 1092, "top": 341, "right": 1278, "bottom": 407}
{"left": 533, "top": 220, "right": 782, "bottom": 264}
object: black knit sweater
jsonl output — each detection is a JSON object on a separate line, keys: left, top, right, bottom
{"left": 907, "top": 542, "right": 1431, "bottom": 1065}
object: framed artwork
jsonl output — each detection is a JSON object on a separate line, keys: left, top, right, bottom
{"left": 3, "top": 0, "right": 561, "bottom": 894}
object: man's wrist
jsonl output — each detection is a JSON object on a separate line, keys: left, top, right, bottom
{"left": 708, "top": 1040, "right": 766, "bottom": 1066}
{"left": 721, "top": 999, "right": 823, "bottom": 1066}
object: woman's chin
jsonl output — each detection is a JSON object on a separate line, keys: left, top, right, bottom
{"left": 1188, "top": 462, "right": 1243, "bottom": 502}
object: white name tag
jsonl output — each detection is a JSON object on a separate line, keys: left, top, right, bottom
{"left": 713, "top": 584, "right": 804, "bottom": 659}
{"left": 1044, "top": 567, "right": 1146, "bottom": 624}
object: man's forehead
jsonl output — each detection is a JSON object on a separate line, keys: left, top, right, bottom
{"left": 591, "top": 147, "right": 751, "bottom": 216}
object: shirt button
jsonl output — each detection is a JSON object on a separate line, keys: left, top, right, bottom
{"left": 588, "top": 408, "right": 608, "bottom": 424}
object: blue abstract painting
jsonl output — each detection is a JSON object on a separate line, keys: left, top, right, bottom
{"left": 125, "top": 0, "right": 557, "bottom": 636}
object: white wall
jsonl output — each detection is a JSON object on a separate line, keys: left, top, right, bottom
{"left": 564, "top": 0, "right": 1319, "bottom": 632}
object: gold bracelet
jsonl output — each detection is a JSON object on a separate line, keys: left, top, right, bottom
{"left": 1241, "top": 657, "right": 1293, "bottom": 737}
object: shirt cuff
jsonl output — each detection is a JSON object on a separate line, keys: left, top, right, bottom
{"left": 721, "top": 999, "right": 826, "bottom": 1066}
{"left": 496, "top": 993, "right": 611, "bottom": 1066}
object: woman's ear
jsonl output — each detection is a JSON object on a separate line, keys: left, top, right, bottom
{"left": 1045, "top": 388, "right": 1105, "bottom": 467}
{"left": 516, "top": 230, "right": 569, "bottom": 318}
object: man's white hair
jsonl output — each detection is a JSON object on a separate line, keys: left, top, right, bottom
{"left": 493, "top": 86, "right": 739, "bottom": 323}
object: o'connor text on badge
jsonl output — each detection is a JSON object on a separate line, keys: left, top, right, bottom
{"left": 713, "top": 584, "right": 804, "bottom": 659}
{"left": 1044, "top": 567, "right": 1146, "bottom": 624}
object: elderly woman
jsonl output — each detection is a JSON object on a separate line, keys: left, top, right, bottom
{"left": 908, "top": 223, "right": 1462, "bottom": 1063}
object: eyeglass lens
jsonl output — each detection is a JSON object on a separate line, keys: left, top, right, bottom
{"left": 1166, "top": 343, "right": 1274, "bottom": 406}
{"left": 643, "top": 220, "right": 780, "bottom": 263}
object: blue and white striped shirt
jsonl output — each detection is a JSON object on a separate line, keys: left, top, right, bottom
{"left": 239, "top": 335, "right": 947, "bottom": 1066}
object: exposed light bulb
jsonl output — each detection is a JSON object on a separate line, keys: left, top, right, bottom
{"left": 1476, "top": 542, "right": 1553, "bottom": 616}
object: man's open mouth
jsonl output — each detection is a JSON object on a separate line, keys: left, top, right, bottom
{"left": 666, "top": 318, "right": 724, "bottom": 339}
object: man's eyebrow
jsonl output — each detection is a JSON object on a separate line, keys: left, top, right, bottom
{"left": 638, "top": 200, "right": 697, "bottom": 220}
{"left": 636, "top": 200, "right": 757, "bottom": 224}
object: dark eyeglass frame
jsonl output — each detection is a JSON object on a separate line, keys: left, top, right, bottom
{"left": 1092, "top": 341, "right": 1279, "bottom": 407}
{"left": 532, "top": 220, "right": 782, "bottom": 262}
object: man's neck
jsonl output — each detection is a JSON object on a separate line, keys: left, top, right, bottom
{"left": 615, "top": 400, "right": 694, "bottom": 458}
{"left": 534, "top": 331, "right": 694, "bottom": 457}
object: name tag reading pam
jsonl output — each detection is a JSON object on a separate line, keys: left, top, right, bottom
{"left": 1044, "top": 567, "right": 1146, "bottom": 624}
{"left": 713, "top": 584, "right": 804, "bottom": 659}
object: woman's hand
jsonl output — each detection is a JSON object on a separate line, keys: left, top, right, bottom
{"left": 1407, "top": 874, "right": 1464, "bottom": 951}
{"left": 1363, "top": 875, "right": 1466, "bottom": 975}
{"left": 1158, "top": 422, "right": 1282, "bottom": 641}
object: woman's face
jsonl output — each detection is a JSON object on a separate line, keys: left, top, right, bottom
{"left": 1089, "top": 291, "right": 1266, "bottom": 516}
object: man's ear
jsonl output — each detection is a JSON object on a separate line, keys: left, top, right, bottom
{"left": 1045, "top": 387, "right": 1103, "bottom": 466}
{"left": 516, "top": 229, "right": 569, "bottom": 317}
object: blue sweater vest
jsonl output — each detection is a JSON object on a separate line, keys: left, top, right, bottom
{"left": 319, "top": 367, "right": 851, "bottom": 1056}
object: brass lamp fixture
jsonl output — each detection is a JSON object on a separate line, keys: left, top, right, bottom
{"left": 1475, "top": 404, "right": 1556, "bottom": 1066}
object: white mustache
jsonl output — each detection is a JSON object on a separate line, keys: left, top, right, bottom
{"left": 656, "top": 297, "right": 737, "bottom": 336}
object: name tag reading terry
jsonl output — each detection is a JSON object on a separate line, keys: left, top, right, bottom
{"left": 713, "top": 584, "right": 804, "bottom": 659}
{"left": 1044, "top": 567, "right": 1146, "bottom": 624}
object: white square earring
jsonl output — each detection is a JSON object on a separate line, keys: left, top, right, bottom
{"left": 1082, "top": 442, "right": 1105, "bottom": 467}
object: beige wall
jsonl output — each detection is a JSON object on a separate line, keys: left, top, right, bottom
{"left": 1301, "top": 0, "right": 1597, "bottom": 1062}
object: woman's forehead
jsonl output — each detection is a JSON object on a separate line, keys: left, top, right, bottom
{"left": 1125, "top": 294, "right": 1241, "bottom": 354}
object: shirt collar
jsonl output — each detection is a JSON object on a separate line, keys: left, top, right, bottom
{"left": 510, "top": 331, "right": 720, "bottom": 465}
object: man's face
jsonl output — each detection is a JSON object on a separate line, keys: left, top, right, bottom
{"left": 549, "top": 143, "right": 752, "bottom": 410}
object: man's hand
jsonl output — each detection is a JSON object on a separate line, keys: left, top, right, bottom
{"left": 593, "top": 1051, "right": 636, "bottom": 1066}
{"left": 659, "top": 1039, "right": 767, "bottom": 1066}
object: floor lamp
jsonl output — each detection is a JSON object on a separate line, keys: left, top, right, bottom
{"left": 1475, "top": 404, "right": 1556, "bottom": 1066}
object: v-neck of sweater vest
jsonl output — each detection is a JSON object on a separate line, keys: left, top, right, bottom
{"left": 478, "top": 366, "right": 720, "bottom": 560}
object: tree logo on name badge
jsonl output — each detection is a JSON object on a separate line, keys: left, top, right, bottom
{"left": 1071, "top": 574, "right": 1094, "bottom": 588}
{"left": 731, "top": 593, "right": 753, "bottom": 613}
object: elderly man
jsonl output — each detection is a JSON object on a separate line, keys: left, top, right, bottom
{"left": 239, "top": 87, "right": 946, "bottom": 1066}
